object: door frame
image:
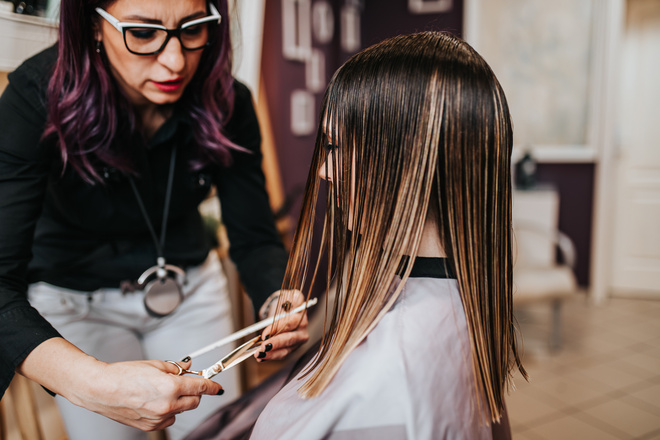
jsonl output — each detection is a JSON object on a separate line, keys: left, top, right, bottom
{"left": 589, "top": 1, "right": 625, "bottom": 304}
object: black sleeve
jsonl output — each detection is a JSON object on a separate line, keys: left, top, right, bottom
{"left": 214, "top": 81, "right": 288, "bottom": 311}
{"left": 0, "top": 49, "right": 62, "bottom": 396}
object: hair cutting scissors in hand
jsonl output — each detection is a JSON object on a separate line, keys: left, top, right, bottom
{"left": 166, "top": 334, "right": 263, "bottom": 380}
{"left": 165, "top": 298, "right": 317, "bottom": 380}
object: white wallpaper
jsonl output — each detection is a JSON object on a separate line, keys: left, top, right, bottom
{"left": 475, "top": 0, "right": 594, "bottom": 147}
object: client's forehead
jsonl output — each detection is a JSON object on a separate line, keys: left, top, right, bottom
{"left": 322, "top": 119, "right": 337, "bottom": 141}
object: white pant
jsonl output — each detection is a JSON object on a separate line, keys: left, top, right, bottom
{"left": 28, "top": 252, "right": 240, "bottom": 440}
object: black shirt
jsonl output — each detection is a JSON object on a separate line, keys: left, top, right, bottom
{"left": 0, "top": 46, "right": 288, "bottom": 395}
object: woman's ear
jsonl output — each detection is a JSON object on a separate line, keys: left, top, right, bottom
{"left": 93, "top": 14, "right": 103, "bottom": 42}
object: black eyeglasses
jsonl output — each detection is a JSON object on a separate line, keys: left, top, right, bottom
{"left": 95, "top": 4, "right": 221, "bottom": 56}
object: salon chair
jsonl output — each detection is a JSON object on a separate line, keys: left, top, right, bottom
{"left": 512, "top": 186, "right": 580, "bottom": 351}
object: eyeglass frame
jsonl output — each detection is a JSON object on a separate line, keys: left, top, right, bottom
{"left": 95, "top": 3, "right": 222, "bottom": 56}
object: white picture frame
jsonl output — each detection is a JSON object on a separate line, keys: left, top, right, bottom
{"left": 282, "top": 0, "right": 312, "bottom": 61}
{"left": 408, "top": 0, "right": 453, "bottom": 14}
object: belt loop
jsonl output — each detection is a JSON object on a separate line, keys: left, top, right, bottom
{"left": 120, "top": 280, "right": 139, "bottom": 295}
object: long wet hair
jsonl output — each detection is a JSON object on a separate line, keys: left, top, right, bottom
{"left": 43, "top": 0, "right": 236, "bottom": 183}
{"left": 275, "top": 31, "right": 526, "bottom": 422}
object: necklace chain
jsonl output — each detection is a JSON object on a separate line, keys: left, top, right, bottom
{"left": 128, "top": 146, "right": 177, "bottom": 261}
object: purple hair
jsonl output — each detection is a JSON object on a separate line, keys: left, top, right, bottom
{"left": 43, "top": 0, "right": 237, "bottom": 183}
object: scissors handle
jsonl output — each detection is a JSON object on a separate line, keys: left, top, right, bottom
{"left": 165, "top": 360, "right": 204, "bottom": 376}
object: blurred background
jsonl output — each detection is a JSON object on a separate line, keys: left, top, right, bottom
{"left": 1, "top": 0, "right": 658, "bottom": 439}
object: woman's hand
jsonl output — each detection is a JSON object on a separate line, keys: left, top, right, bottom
{"left": 256, "top": 290, "right": 310, "bottom": 361}
{"left": 71, "top": 359, "right": 223, "bottom": 431}
{"left": 18, "top": 338, "right": 223, "bottom": 431}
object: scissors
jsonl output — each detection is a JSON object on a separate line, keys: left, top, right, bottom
{"left": 166, "top": 334, "right": 263, "bottom": 379}
{"left": 165, "top": 298, "right": 318, "bottom": 380}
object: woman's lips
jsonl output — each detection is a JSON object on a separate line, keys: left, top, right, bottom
{"left": 153, "top": 78, "right": 184, "bottom": 92}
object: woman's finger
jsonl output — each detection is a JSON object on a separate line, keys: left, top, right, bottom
{"left": 264, "top": 290, "right": 307, "bottom": 318}
{"left": 172, "top": 394, "right": 203, "bottom": 413}
{"left": 255, "top": 328, "right": 309, "bottom": 361}
{"left": 147, "top": 415, "right": 177, "bottom": 432}
{"left": 174, "top": 376, "right": 224, "bottom": 398}
{"left": 156, "top": 359, "right": 190, "bottom": 375}
{"left": 261, "top": 311, "right": 308, "bottom": 340}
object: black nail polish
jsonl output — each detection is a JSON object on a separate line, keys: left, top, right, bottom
{"left": 264, "top": 334, "right": 271, "bottom": 340}
{"left": 257, "top": 351, "right": 266, "bottom": 359}
{"left": 216, "top": 389, "right": 224, "bottom": 396}
{"left": 180, "top": 356, "right": 191, "bottom": 363}
{"left": 264, "top": 343, "right": 273, "bottom": 352}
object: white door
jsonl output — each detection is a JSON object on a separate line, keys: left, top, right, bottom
{"left": 610, "top": 0, "right": 660, "bottom": 297}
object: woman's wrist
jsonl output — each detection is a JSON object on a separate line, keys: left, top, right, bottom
{"left": 17, "top": 337, "right": 103, "bottom": 401}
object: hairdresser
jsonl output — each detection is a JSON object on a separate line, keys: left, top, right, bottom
{"left": 0, "top": 1, "right": 308, "bottom": 439}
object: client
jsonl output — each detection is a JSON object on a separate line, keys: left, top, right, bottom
{"left": 190, "top": 30, "right": 526, "bottom": 440}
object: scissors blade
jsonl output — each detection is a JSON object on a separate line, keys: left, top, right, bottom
{"left": 202, "top": 335, "right": 262, "bottom": 379}
{"left": 183, "top": 297, "right": 318, "bottom": 362}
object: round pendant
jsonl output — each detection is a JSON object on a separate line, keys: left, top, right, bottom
{"left": 143, "top": 275, "right": 184, "bottom": 318}
{"left": 137, "top": 262, "right": 186, "bottom": 317}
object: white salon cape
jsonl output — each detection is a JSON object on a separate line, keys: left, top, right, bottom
{"left": 250, "top": 258, "right": 498, "bottom": 440}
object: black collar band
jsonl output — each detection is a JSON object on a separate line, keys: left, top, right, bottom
{"left": 399, "top": 256, "right": 455, "bottom": 279}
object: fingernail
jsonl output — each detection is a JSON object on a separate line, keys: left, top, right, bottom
{"left": 257, "top": 351, "right": 266, "bottom": 359}
{"left": 264, "top": 343, "right": 273, "bottom": 352}
{"left": 180, "top": 356, "right": 191, "bottom": 363}
{"left": 264, "top": 334, "right": 270, "bottom": 340}
{"left": 216, "top": 389, "right": 224, "bottom": 396}
{"left": 281, "top": 301, "right": 292, "bottom": 312}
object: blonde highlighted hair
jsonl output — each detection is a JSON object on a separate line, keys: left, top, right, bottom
{"left": 274, "top": 31, "right": 526, "bottom": 422}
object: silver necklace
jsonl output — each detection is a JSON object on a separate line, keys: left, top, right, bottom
{"left": 128, "top": 146, "right": 186, "bottom": 317}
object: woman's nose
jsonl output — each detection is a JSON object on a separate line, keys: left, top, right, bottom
{"left": 157, "top": 36, "right": 186, "bottom": 72}
{"left": 318, "top": 157, "right": 332, "bottom": 181}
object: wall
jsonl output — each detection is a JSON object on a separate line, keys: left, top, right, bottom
{"left": 535, "top": 163, "right": 595, "bottom": 287}
{"left": 362, "top": 0, "right": 463, "bottom": 47}
{"left": 0, "top": 10, "right": 58, "bottom": 71}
